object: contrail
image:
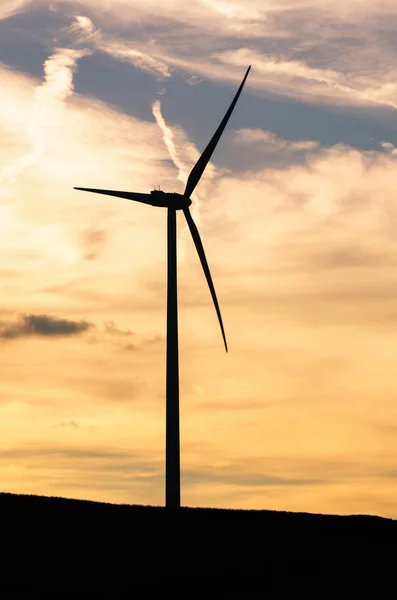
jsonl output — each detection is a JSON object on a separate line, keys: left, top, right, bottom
{"left": 152, "top": 98, "right": 201, "bottom": 258}
{"left": 151, "top": 98, "right": 204, "bottom": 244}
{"left": 152, "top": 99, "right": 190, "bottom": 187}
{"left": 152, "top": 99, "right": 219, "bottom": 206}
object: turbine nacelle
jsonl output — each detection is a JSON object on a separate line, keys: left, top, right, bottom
{"left": 150, "top": 190, "right": 192, "bottom": 210}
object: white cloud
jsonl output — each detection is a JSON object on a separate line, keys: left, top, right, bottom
{"left": 0, "top": 58, "right": 174, "bottom": 288}
{"left": 380, "top": 141, "right": 397, "bottom": 156}
{"left": 235, "top": 128, "right": 319, "bottom": 153}
{"left": 0, "top": 0, "right": 32, "bottom": 21}
{"left": 97, "top": 40, "right": 171, "bottom": 79}
{"left": 216, "top": 48, "right": 397, "bottom": 110}
{"left": 69, "top": 15, "right": 98, "bottom": 40}
{"left": 220, "top": 50, "right": 341, "bottom": 85}
{"left": 45, "top": 0, "right": 397, "bottom": 114}
{"left": 0, "top": 48, "right": 90, "bottom": 193}
{"left": 5, "top": 2, "right": 397, "bottom": 114}
{"left": 71, "top": 15, "right": 171, "bottom": 79}
{"left": 37, "top": 48, "right": 91, "bottom": 103}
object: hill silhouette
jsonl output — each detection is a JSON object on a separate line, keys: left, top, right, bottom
{"left": 1, "top": 492, "right": 395, "bottom": 594}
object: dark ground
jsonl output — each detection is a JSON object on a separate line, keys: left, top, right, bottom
{"left": 1, "top": 492, "right": 395, "bottom": 595}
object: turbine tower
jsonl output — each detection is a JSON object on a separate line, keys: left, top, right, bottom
{"left": 75, "top": 66, "right": 251, "bottom": 508}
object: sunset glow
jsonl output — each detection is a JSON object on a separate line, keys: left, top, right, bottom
{"left": 1, "top": 0, "right": 397, "bottom": 516}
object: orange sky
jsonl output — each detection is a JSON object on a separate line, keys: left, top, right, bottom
{"left": 1, "top": 0, "right": 397, "bottom": 516}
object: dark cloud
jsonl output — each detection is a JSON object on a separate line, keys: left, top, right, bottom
{"left": 0, "top": 313, "right": 157, "bottom": 351}
{"left": 0, "top": 314, "right": 92, "bottom": 340}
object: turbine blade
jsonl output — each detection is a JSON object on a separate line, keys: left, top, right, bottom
{"left": 183, "top": 65, "right": 251, "bottom": 199}
{"left": 74, "top": 187, "right": 153, "bottom": 205}
{"left": 183, "top": 207, "right": 228, "bottom": 352}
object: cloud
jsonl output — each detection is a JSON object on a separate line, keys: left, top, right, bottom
{"left": 2, "top": 442, "right": 396, "bottom": 513}
{"left": 123, "top": 343, "right": 136, "bottom": 352}
{"left": 69, "top": 15, "right": 97, "bottom": 40}
{"left": 216, "top": 48, "right": 397, "bottom": 110}
{"left": 0, "top": 52, "right": 175, "bottom": 305}
{"left": 80, "top": 227, "right": 107, "bottom": 260}
{"left": 183, "top": 465, "right": 323, "bottom": 487}
{"left": 0, "top": 314, "right": 92, "bottom": 339}
{"left": 0, "top": 46, "right": 90, "bottom": 194}
{"left": 104, "top": 321, "right": 134, "bottom": 337}
{"left": 55, "top": 420, "right": 79, "bottom": 428}
{"left": 0, "top": 443, "right": 166, "bottom": 504}
{"left": 98, "top": 40, "right": 171, "bottom": 79}
{"left": 235, "top": 128, "right": 319, "bottom": 153}
{"left": 221, "top": 50, "right": 341, "bottom": 85}
{"left": 70, "top": 15, "right": 171, "bottom": 79}
{"left": 103, "top": 322, "right": 138, "bottom": 351}
{"left": 200, "top": 0, "right": 264, "bottom": 21}
{"left": 380, "top": 141, "right": 397, "bottom": 156}
{"left": 37, "top": 48, "right": 90, "bottom": 102}
{"left": 101, "top": 323, "right": 162, "bottom": 353}
{"left": 152, "top": 99, "right": 189, "bottom": 187}
{"left": 0, "top": 0, "right": 32, "bottom": 21}
{"left": 5, "top": 3, "right": 397, "bottom": 117}
{"left": 65, "top": 0, "right": 272, "bottom": 40}
{"left": 56, "top": 0, "right": 397, "bottom": 114}
{"left": 305, "top": 247, "right": 394, "bottom": 271}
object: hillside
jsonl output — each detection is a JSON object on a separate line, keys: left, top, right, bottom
{"left": 1, "top": 492, "right": 395, "bottom": 594}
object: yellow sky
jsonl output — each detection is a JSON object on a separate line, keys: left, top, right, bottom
{"left": 1, "top": 1, "right": 397, "bottom": 516}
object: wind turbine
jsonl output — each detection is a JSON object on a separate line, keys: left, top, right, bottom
{"left": 74, "top": 65, "right": 251, "bottom": 508}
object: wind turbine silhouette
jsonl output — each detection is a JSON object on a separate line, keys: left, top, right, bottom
{"left": 75, "top": 65, "right": 251, "bottom": 508}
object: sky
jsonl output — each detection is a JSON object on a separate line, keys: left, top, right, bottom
{"left": 1, "top": 0, "right": 397, "bottom": 517}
